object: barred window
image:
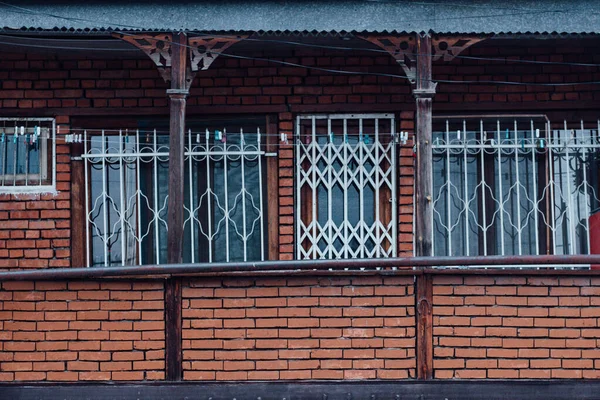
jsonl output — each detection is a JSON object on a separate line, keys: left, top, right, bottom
{"left": 295, "top": 114, "right": 397, "bottom": 260}
{"left": 0, "top": 118, "right": 55, "bottom": 193}
{"left": 83, "top": 118, "right": 268, "bottom": 267}
{"left": 432, "top": 116, "right": 600, "bottom": 258}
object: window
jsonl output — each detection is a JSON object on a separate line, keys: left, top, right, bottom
{"left": 0, "top": 118, "right": 55, "bottom": 193}
{"left": 83, "top": 118, "right": 268, "bottom": 267}
{"left": 432, "top": 116, "right": 600, "bottom": 257}
{"left": 295, "top": 114, "right": 397, "bottom": 259}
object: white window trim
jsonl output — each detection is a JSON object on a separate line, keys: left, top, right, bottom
{"left": 0, "top": 118, "right": 56, "bottom": 194}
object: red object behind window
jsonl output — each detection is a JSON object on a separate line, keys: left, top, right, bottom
{"left": 591, "top": 211, "right": 600, "bottom": 269}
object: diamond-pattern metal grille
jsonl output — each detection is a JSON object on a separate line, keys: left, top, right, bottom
{"left": 432, "top": 117, "right": 600, "bottom": 260}
{"left": 296, "top": 114, "right": 397, "bottom": 260}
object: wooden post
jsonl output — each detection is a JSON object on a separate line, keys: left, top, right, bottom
{"left": 266, "top": 115, "right": 280, "bottom": 261}
{"left": 70, "top": 141, "right": 85, "bottom": 268}
{"left": 414, "top": 33, "right": 436, "bottom": 258}
{"left": 165, "top": 31, "right": 188, "bottom": 381}
{"left": 414, "top": 33, "right": 436, "bottom": 380}
{"left": 166, "top": 32, "right": 188, "bottom": 264}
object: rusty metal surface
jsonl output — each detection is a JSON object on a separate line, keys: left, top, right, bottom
{"left": 1, "top": 255, "right": 600, "bottom": 281}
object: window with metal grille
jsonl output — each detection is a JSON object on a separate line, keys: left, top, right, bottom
{"left": 432, "top": 116, "right": 600, "bottom": 258}
{"left": 83, "top": 118, "right": 268, "bottom": 267}
{"left": 0, "top": 118, "right": 55, "bottom": 193}
{"left": 295, "top": 114, "right": 397, "bottom": 260}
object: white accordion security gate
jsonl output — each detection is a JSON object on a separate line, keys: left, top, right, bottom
{"left": 295, "top": 114, "right": 397, "bottom": 260}
{"left": 432, "top": 116, "right": 600, "bottom": 259}
{"left": 82, "top": 127, "right": 267, "bottom": 267}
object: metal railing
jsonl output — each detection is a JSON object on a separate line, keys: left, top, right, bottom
{"left": 296, "top": 114, "right": 398, "bottom": 260}
{"left": 83, "top": 127, "right": 268, "bottom": 268}
{"left": 432, "top": 116, "right": 600, "bottom": 262}
{"left": 2, "top": 255, "right": 600, "bottom": 281}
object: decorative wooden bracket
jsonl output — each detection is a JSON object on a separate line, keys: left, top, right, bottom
{"left": 115, "top": 33, "right": 246, "bottom": 88}
{"left": 360, "top": 35, "right": 418, "bottom": 83}
{"left": 114, "top": 33, "right": 173, "bottom": 82}
{"left": 188, "top": 35, "right": 247, "bottom": 71}
{"left": 359, "top": 34, "right": 485, "bottom": 84}
{"left": 431, "top": 36, "right": 485, "bottom": 62}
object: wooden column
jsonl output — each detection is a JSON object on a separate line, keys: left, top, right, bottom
{"left": 414, "top": 33, "right": 436, "bottom": 258}
{"left": 414, "top": 33, "right": 436, "bottom": 380}
{"left": 70, "top": 141, "right": 85, "bottom": 268}
{"left": 165, "top": 31, "right": 188, "bottom": 382}
{"left": 166, "top": 32, "right": 188, "bottom": 265}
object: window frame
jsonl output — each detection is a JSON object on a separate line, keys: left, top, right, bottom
{"left": 79, "top": 115, "right": 274, "bottom": 267}
{"left": 431, "top": 114, "right": 600, "bottom": 258}
{"left": 0, "top": 117, "right": 56, "bottom": 194}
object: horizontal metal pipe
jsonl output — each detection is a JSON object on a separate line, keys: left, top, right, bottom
{"left": 1, "top": 255, "right": 600, "bottom": 281}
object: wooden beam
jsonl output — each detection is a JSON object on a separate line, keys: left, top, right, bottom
{"left": 416, "top": 272, "right": 433, "bottom": 379}
{"left": 414, "top": 33, "right": 436, "bottom": 258}
{"left": 265, "top": 115, "right": 280, "bottom": 261}
{"left": 164, "top": 31, "right": 188, "bottom": 382}
{"left": 166, "top": 31, "right": 188, "bottom": 265}
{"left": 69, "top": 141, "right": 85, "bottom": 268}
{"left": 164, "top": 278, "right": 182, "bottom": 381}
{"left": 414, "top": 33, "right": 436, "bottom": 381}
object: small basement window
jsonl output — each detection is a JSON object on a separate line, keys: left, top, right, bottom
{"left": 0, "top": 118, "right": 55, "bottom": 193}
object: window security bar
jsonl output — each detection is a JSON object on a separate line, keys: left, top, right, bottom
{"left": 82, "top": 128, "right": 268, "bottom": 268}
{"left": 296, "top": 114, "right": 398, "bottom": 260}
{"left": 432, "top": 117, "right": 600, "bottom": 265}
{"left": 0, "top": 118, "right": 55, "bottom": 193}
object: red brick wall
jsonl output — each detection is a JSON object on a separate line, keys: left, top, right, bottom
{"left": 0, "top": 280, "right": 164, "bottom": 381}
{"left": 0, "top": 116, "right": 71, "bottom": 269}
{"left": 433, "top": 275, "right": 600, "bottom": 379}
{"left": 181, "top": 276, "right": 416, "bottom": 380}
{"left": 0, "top": 49, "right": 416, "bottom": 266}
{"left": 3, "top": 273, "right": 600, "bottom": 381}
{"left": 434, "top": 41, "right": 600, "bottom": 105}
{"left": 1, "top": 41, "right": 599, "bottom": 267}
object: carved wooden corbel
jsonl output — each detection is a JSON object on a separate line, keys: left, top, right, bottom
{"left": 188, "top": 35, "right": 248, "bottom": 71}
{"left": 359, "top": 34, "right": 486, "bottom": 84}
{"left": 360, "top": 35, "right": 418, "bottom": 83}
{"left": 431, "top": 36, "right": 485, "bottom": 62}
{"left": 114, "top": 32, "right": 173, "bottom": 82}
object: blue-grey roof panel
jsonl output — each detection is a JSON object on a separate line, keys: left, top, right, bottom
{"left": 1, "top": 1, "right": 599, "bottom": 34}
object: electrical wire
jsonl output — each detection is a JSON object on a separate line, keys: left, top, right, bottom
{"left": 0, "top": 33, "right": 598, "bottom": 87}
{"left": 3, "top": 33, "right": 600, "bottom": 70}
{"left": 0, "top": 3, "right": 599, "bottom": 87}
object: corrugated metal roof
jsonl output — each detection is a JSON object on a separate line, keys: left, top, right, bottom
{"left": 1, "top": 1, "right": 599, "bottom": 35}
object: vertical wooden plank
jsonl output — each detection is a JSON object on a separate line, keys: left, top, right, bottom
{"left": 414, "top": 33, "right": 436, "bottom": 258}
{"left": 416, "top": 272, "right": 433, "bottom": 379}
{"left": 166, "top": 32, "right": 188, "bottom": 264}
{"left": 165, "top": 278, "right": 182, "bottom": 381}
{"left": 165, "top": 31, "right": 188, "bottom": 382}
{"left": 413, "top": 33, "right": 436, "bottom": 380}
{"left": 70, "top": 141, "right": 85, "bottom": 268}
{"left": 266, "top": 115, "right": 280, "bottom": 261}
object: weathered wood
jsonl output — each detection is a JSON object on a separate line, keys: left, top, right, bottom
{"left": 414, "top": 33, "right": 436, "bottom": 258}
{"left": 266, "top": 115, "right": 280, "bottom": 261}
{"left": 164, "top": 278, "right": 182, "bottom": 381}
{"left": 416, "top": 272, "right": 433, "bottom": 379}
{"left": 164, "top": 32, "right": 187, "bottom": 382}
{"left": 414, "top": 33, "right": 436, "bottom": 381}
{"left": 70, "top": 141, "right": 85, "bottom": 268}
{"left": 166, "top": 31, "right": 188, "bottom": 265}
{"left": 4, "top": 381, "right": 600, "bottom": 400}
